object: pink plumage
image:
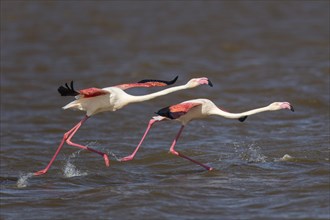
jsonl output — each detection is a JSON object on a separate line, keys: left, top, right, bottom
{"left": 169, "top": 102, "right": 201, "bottom": 114}
{"left": 79, "top": 88, "right": 109, "bottom": 98}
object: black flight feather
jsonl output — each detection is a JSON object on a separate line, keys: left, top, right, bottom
{"left": 138, "top": 76, "right": 178, "bottom": 85}
{"left": 238, "top": 116, "right": 248, "bottom": 122}
{"left": 58, "top": 81, "right": 80, "bottom": 96}
{"left": 155, "top": 106, "right": 175, "bottom": 119}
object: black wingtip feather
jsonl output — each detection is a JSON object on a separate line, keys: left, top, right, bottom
{"left": 155, "top": 106, "right": 175, "bottom": 119}
{"left": 138, "top": 76, "right": 179, "bottom": 85}
{"left": 58, "top": 81, "right": 80, "bottom": 96}
{"left": 238, "top": 116, "right": 248, "bottom": 122}
{"left": 169, "top": 76, "right": 179, "bottom": 85}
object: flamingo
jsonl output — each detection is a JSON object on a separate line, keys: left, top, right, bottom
{"left": 34, "top": 77, "right": 213, "bottom": 176}
{"left": 119, "top": 98, "right": 294, "bottom": 171}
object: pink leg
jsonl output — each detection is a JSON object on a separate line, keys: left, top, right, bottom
{"left": 120, "top": 119, "right": 158, "bottom": 162}
{"left": 34, "top": 116, "right": 109, "bottom": 176}
{"left": 65, "top": 119, "right": 110, "bottom": 167}
{"left": 169, "top": 125, "right": 213, "bottom": 171}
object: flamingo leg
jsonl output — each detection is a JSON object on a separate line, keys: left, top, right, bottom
{"left": 34, "top": 116, "right": 109, "bottom": 176}
{"left": 169, "top": 125, "right": 213, "bottom": 171}
{"left": 120, "top": 119, "right": 159, "bottom": 162}
{"left": 65, "top": 118, "right": 110, "bottom": 167}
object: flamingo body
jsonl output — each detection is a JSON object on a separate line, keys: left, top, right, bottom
{"left": 156, "top": 99, "right": 225, "bottom": 125}
{"left": 156, "top": 102, "right": 202, "bottom": 120}
{"left": 120, "top": 98, "right": 294, "bottom": 170}
{"left": 156, "top": 98, "right": 294, "bottom": 125}
{"left": 62, "top": 77, "right": 212, "bottom": 116}
{"left": 63, "top": 86, "right": 133, "bottom": 115}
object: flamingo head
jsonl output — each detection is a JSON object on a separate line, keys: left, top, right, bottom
{"left": 268, "top": 102, "right": 294, "bottom": 112}
{"left": 186, "top": 77, "right": 213, "bottom": 88}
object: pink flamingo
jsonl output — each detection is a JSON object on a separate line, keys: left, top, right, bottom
{"left": 34, "top": 77, "right": 213, "bottom": 176}
{"left": 120, "top": 98, "right": 294, "bottom": 170}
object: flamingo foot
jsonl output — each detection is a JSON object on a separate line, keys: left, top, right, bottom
{"left": 207, "top": 167, "right": 213, "bottom": 171}
{"left": 34, "top": 169, "right": 48, "bottom": 176}
{"left": 169, "top": 150, "right": 179, "bottom": 156}
{"left": 119, "top": 155, "right": 134, "bottom": 162}
{"left": 103, "top": 154, "right": 110, "bottom": 167}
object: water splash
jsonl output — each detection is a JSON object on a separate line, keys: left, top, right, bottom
{"left": 63, "top": 161, "right": 88, "bottom": 178}
{"left": 108, "top": 151, "right": 121, "bottom": 161}
{"left": 63, "top": 151, "right": 87, "bottom": 178}
{"left": 17, "top": 173, "right": 33, "bottom": 188}
{"left": 234, "top": 142, "right": 267, "bottom": 163}
{"left": 279, "top": 154, "right": 294, "bottom": 161}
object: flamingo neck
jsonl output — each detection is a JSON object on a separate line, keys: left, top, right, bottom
{"left": 128, "top": 85, "right": 188, "bottom": 103}
{"left": 211, "top": 105, "right": 271, "bottom": 119}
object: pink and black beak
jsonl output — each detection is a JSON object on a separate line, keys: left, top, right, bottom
{"left": 207, "top": 79, "right": 213, "bottom": 87}
{"left": 281, "top": 102, "right": 294, "bottom": 112}
{"left": 289, "top": 104, "right": 294, "bottom": 112}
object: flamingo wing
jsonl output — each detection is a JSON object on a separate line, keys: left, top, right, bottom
{"left": 115, "top": 76, "right": 178, "bottom": 90}
{"left": 78, "top": 88, "right": 110, "bottom": 98}
{"left": 156, "top": 102, "right": 202, "bottom": 119}
{"left": 58, "top": 81, "right": 110, "bottom": 98}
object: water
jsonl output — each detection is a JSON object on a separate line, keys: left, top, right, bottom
{"left": 1, "top": 1, "right": 329, "bottom": 219}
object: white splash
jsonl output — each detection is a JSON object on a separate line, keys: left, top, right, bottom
{"left": 246, "top": 144, "right": 267, "bottom": 163}
{"left": 108, "top": 151, "right": 120, "bottom": 161}
{"left": 17, "top": 173, "right": 33, "bottom": 188}
{"left": 279, "top": 154, "right": 294, "bottom": 161}
{"left": 234, "top": 142, "right": 267, "bottom": 163}
{"left": 63, "top": 161, "right": 87, "bottom": 178}
{"left": 63, "top": 151, "right": 87, "bottom": 178}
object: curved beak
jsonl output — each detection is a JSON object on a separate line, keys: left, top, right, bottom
{"left": 289, "top": 104, "right": 294, "bottom": 112}
{"left": 280, "top": 102, "right": 294, "bottom": 112}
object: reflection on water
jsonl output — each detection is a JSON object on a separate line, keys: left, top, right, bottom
{"left": 1, "top": 1, "right": 329, "bottom": 220}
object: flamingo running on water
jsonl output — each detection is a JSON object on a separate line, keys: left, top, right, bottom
{"left": 34, "top": 77, "right": 213, "bottom": 176}
{"left": 119, "top": 98, "right": 294, "bottom": 170}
